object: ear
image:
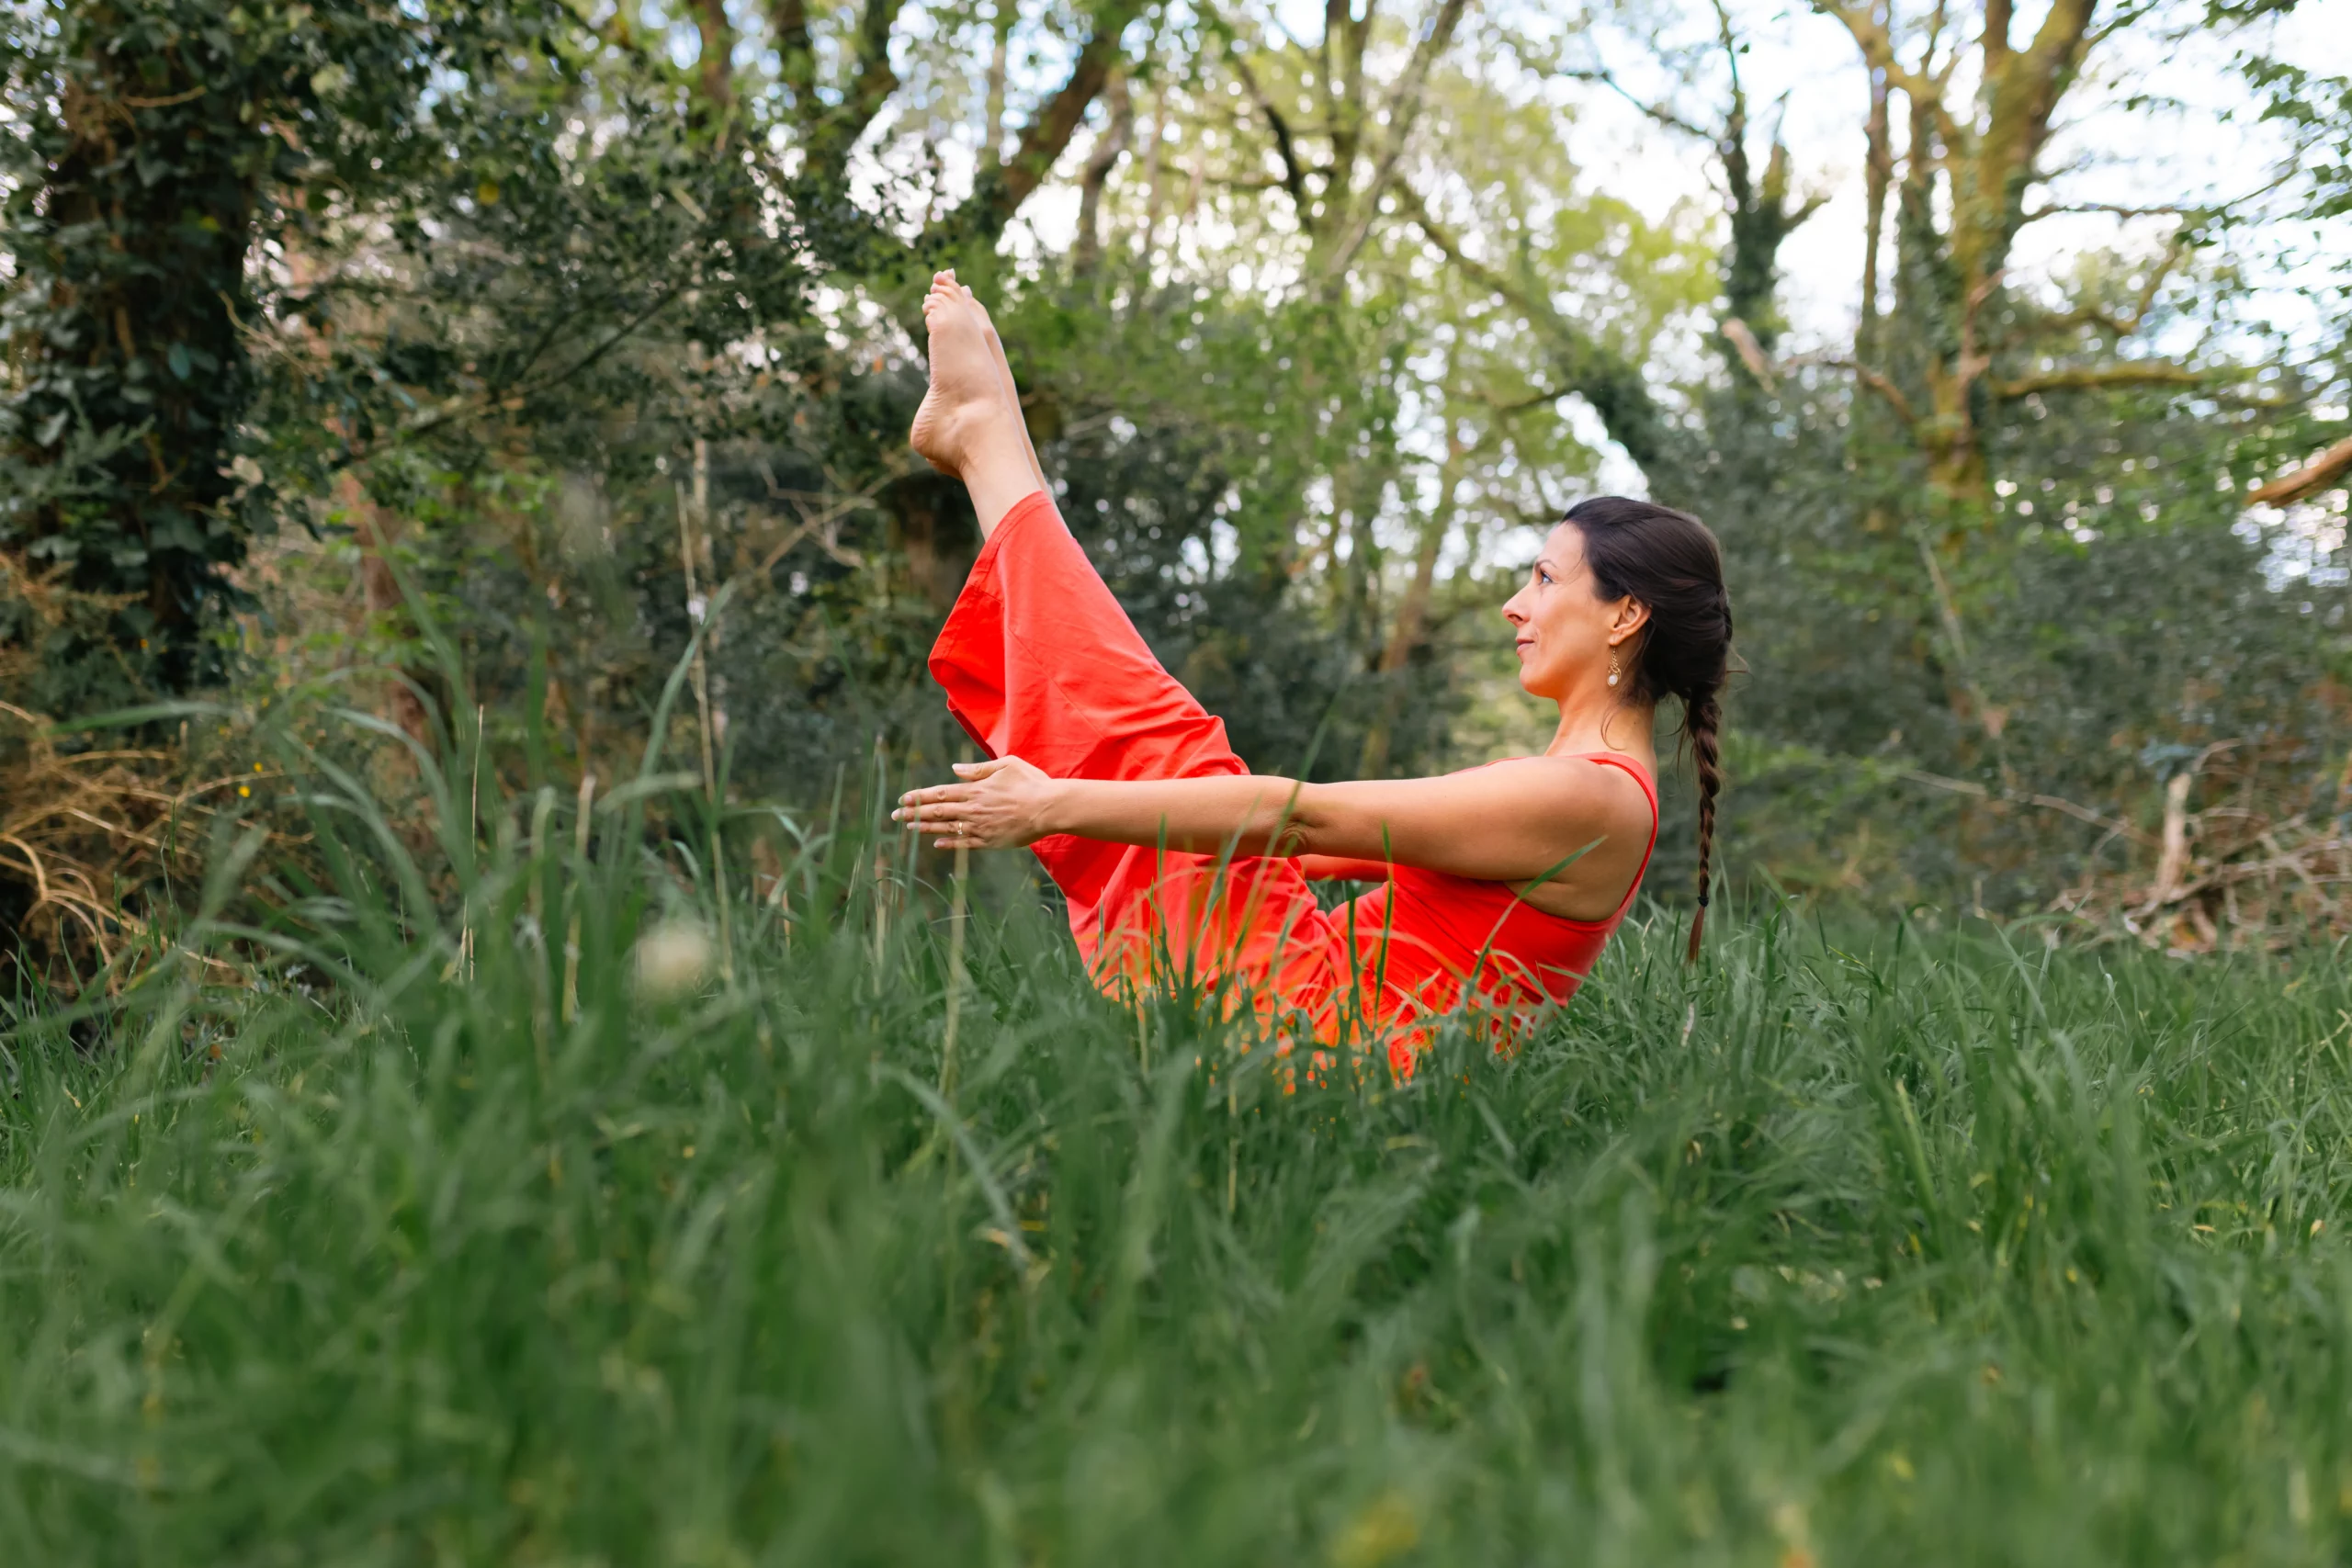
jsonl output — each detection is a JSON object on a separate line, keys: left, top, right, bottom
{"left": 1610, "top": 597, "right": 1652, "bottom": 643}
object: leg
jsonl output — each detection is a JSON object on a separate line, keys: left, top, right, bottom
{"left": 919, "top": 276, "right": 1244, "bottom": 794}
{"left": 917, "top": 288, "right": 1338, "bottom": 1006}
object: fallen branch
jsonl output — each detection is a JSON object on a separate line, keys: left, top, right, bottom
{"left": 1899, "top": 768, "right": 2151, "bottom": 844}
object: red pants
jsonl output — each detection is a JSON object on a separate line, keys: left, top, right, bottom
{"left": 927, "top": 491, "right": 1353, "bottom": 1033}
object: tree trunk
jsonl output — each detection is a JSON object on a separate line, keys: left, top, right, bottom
{"left": 1860, "top": 66, "right": 1892, "bottom": 354}
{"left": 9, "top": 8, "right": 266, "bottom": 698}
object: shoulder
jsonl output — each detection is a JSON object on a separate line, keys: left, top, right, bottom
{"left": 1485, "top": 751, "right": 1652, "bottom": 787}
{"left": 1485, "top": 753, "right": 1655, "bottom": 818}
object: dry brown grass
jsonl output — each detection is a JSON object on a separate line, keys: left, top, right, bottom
{"left": 0, "top": 703, "right": 280, "bottom": 992}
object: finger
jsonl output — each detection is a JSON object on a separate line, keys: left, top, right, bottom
{"left": 953, "top": 757, "right": 1010, "bottom": 778}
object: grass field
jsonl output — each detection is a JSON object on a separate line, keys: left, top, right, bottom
{"left": 5, "top": 747, "right": 2352, "bottom": 1566}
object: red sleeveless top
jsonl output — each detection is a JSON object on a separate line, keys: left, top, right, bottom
{"left": 1334, "top": 755, "right": 1658, "bottom": 1072}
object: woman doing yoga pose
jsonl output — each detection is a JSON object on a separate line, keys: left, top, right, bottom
{"left": 895, "top": 273, "right": 1731, "bottom": 1074}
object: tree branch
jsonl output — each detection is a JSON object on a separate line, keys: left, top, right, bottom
{"left": 1561, "top": 65, "right": 1714, "bottom": 144}
{"left": 1984, "top": 0, "right": 2014, "bottom": 69}
{"left": 1979, "top": 0, "right": 2096, "bottom": 205}
{"left": 1811, "top": 0, "right": 1963, "bottom": 149}
{"left": 694, "top": 0, "right": 735, "bottom": 115}
{"left": 2021, "top": 167, "right": 2293, "bottom": 228}
{"left": 1991, "top": 362, "right": 2206, "bottom": 399}
{"left": 2247, "top": 434, "right": 2352, "bottom": 506}
{"left": 1318, "top": 0, "right": 1470, "bottom": 280}
{"left": 1797, "top": 354, "right": 1919, "bottom": 428}
{"left": 1397, "top": 182, "right": 1669, "bottom": 469}
{"left": 1722, "top": 318, "right": 1779, "bottom": 394}
{"left": 799, "top": 0, "right": 911, "bottom": 175}
{"left": 930, "top": 0, "right": 1142, "bottom": 250}
{"left": 2019, "top": 198, "right": 2190, "bottom": 224}
{"left": 2025, "top": 231, "right": 2185, "bottom": 340}
{"left": 1217, "top": 28, "right": 1315, "bottom": 231}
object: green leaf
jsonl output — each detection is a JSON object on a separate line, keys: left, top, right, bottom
{"left": 168, "top": 342, "right": 193, "bottom": 380}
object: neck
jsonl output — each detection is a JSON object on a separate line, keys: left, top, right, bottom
{"left": 1544, "top": 682, "right": 1655, "bottom": 763}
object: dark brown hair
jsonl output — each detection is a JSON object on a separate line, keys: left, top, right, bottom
{"left": 1561, "top": 496, "right": 1733, "bottom": 962}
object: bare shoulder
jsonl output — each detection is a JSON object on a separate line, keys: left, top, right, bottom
{"left": 1485, "top": 753, "right": 1655, "bottom": 823}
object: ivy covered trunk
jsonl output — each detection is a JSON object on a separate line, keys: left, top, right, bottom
{"left": 2, "top": 5, "right": 277, "bottom": 703}
{"left": 3, "top": 0, "right": 427, "bottom": 708}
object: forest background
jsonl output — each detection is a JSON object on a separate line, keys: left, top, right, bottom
{"left": 3, "top": 0, "right": 2349, "bottom": 970}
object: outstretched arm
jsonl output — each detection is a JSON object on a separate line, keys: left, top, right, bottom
{"left": 894, "top": 753, "right": 1652, "bottom": 890}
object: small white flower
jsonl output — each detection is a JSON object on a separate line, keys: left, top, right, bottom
{"left": 634, "top": 920, "right": 711, "bottom": 999}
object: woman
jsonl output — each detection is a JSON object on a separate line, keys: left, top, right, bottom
{"left": 895, "top": 273, "right": 1730, "bottom": 1074}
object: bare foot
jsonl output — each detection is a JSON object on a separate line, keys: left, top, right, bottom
{"left": 910, "top": 272, "right": 1023, "bottom": 478}
{"left": 959, "top": 287, "right": 1048, "bottom": 492}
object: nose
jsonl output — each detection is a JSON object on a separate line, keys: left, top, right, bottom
{"left": 1501, "top": 592, "right": 1527, "bottom": 626}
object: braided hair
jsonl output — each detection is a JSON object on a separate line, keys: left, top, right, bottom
{"left": 1560, "top": 497, "right": 1733, "bottom": 962}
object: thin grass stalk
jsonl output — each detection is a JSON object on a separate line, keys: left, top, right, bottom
{"left": 452, "top": 703, "right": 484, "bottom": 982}
{"left": 676, "top": 461, "right": 734, "bottom": 984}
{"left": 562, "top": 772, "right": 594, "bottom": 1022}
{"left": 942, "top": 746, "right": 972, "bottom": 1097}
{"left": 870, "top": 733, "right": 891, "bottom": 985}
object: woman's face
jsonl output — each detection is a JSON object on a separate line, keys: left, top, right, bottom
{"left": 1501, "top": 524, "right": 1638, "bottom": 701}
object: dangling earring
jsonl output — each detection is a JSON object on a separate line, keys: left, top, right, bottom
{"left": 1606, "top": 645, "right": 1622, "bottom": 689}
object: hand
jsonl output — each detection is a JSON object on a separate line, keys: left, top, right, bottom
{"left": 892, "top": 755, "right": 1059, "bottom": 851}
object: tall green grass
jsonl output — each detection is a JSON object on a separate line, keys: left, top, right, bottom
{"left": 4, "top": 710, "right": 2351, "bottom": 1565}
